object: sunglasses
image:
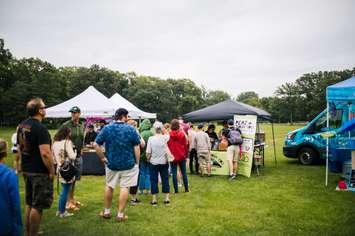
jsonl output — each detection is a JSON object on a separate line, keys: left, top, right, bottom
{"left": 39, "top": 106, "right": 47, "bottom": 109}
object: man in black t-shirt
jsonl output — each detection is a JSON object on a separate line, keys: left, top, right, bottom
{"left": 17, "top": 98, "right": 54, "bottom": 236}
{"left": 84, "top": 124, "right": 97, "bottom": 145}
{"left": 206, "top": 124, "right": 218, "bottom": 150}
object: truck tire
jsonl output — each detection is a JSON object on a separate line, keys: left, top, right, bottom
{"left": 298, "top": 147, "right": 318, "bottom": 165}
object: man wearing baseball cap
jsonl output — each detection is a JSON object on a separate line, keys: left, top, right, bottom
{"left": 94, "top": 108, "right": 141, "bottom": 222}
{"left": 60, "top": 106, "right": 85, "bottom": 210}
{"left": 222, "top": 119, "right": 243, "bottom": 180}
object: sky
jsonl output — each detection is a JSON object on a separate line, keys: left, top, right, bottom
{"left": 1, "top": 0, "right": 354, "bottom": 97}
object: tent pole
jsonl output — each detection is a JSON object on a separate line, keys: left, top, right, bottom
{"left": 271, "top": 121, "right": 277, "bottom": 165}
{"left": 257, "top": 122, "right": 260, "bottom": 133}
{"left": 326, "top": 102, "right": 329, "bottom": 187}
{"left": 349, "top": 103, "right": 351, "bottom": 139}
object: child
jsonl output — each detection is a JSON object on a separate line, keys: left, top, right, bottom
{"left": 0, "top": 138, "right": 22, "bottom": 234}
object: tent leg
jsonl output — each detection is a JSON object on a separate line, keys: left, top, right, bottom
{"left": 271, "top": 121, "right": 277, "bottom": 165}
{"left": 326, "top": 102, "right": 329, "bottom": 186}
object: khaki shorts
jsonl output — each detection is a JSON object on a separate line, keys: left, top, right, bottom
{"left": 227, "top": 145, "right": 240, "bottom": 162}
{"left": 105, "top": 164, "right": 139, "bottom": 189}
{"left": 198, "top": 151, "right": 211, "bottom": 167}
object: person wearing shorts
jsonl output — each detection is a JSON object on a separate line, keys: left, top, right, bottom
{"left": 94, "top": 108, "right": 141, "bottom": 222}
{"left": 194, "top": 123, "right": 212, "bottom": 176}
{"left": 223, "top": 119, "right": 242, "bottom": 180}
{"left": 17, "top": 98, "right": 55, "bottom": 236}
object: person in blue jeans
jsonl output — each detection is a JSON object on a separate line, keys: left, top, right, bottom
{"left": 138, "top": 119, "right": 153, "bottom": 194}
{"left": 146, "top": 122, "right": 171, "bottom": 205}
{"left": 139, "top": 161, "right": 151, "bottom": 193}
{"left": 0, "top": 138, "right": 22, "bottom": 236}
{"left": 167, "top": 119, "right": 189, "bottom": 193}
{"left": 52, "top": 127, "right": 77, "bottom": 217}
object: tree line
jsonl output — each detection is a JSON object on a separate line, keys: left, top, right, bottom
{"left": 0, "top": 39, "right": 230, "bottom": 125}
{"left": 1, "top": 38, "right": 354, "bottom": 125}
{"left": 236, "top": 69, "right": 355, "bottom": 123}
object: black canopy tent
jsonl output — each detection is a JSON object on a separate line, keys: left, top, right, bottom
{"left": 183, "top": 100, "right": 277, "bottom": 164}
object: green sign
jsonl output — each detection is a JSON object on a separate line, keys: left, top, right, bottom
{"left": 211, "top": 151, "right": 229, "bottom": 175}
{"left": 234, "top": 115, "right": 257, "bottom": 178}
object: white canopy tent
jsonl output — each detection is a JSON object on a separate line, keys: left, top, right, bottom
{"left": 109, "top": 93, "right": 156, "bottom": 119}
{"left": 46, "top": 86, "right": 117, "bottom": 118}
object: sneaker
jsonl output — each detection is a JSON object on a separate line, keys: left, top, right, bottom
{"left": 130, "top": 199, "right": 141, "bottom": 205}
{"left": 164, "top": 200, "right": 170, "bottom": 205}
{"left": 150, "top": 201, "right": 158, "bottom": 206}
{"left": 229, "top": 175, "right": 236, "bottom": 180}
{"left": 59, "top": 211, "right": 74, "bottom": 218}
{"left": 116, "top": 214, "right": 128, "bottom": 222}
{"left": 99, "top": 211, "right": 112, "bottom": 219}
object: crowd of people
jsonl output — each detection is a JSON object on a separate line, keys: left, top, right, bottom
{"left": 0, "top": 97, "right": 243, "bottom": 236}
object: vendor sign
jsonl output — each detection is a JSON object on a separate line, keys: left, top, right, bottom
{"left": 234, "top": 115, "right": 257, "bottom": 177}
{"left": 210, "top": 151, "right": 229, "bottom": 175}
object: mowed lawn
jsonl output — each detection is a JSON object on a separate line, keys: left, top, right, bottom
{"left": 1, "top": 124, "right": 355, "bottom": 235}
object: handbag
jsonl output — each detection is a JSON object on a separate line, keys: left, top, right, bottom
{"left": 59, "top": 140, "right": 78, "bottom": 182}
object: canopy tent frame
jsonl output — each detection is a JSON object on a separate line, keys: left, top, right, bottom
{"left": 325, "top": 76, "right": 355, "bottom": 186}
{"left": 109, "top": 93, "right": 156, "bottom": 120}
{"left": 46, "top": 86, "right": 116, "bottom": 118}
{"left": 46, "top": 86, "right": 156, "bottom": 120}
{"left": 183, "top": 100, "right": 277, "bottom": 165}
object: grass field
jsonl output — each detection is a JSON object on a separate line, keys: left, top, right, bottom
{"left": 1, "top": 124, "right": 355, "bottom": 235}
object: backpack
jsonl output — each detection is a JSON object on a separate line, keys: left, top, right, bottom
{"left": 228, "top": 128, "right": 243, "bottom": 145}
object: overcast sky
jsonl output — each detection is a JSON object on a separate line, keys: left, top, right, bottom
{"left": 1, "top": 0, "right": 354, "bottom": 97}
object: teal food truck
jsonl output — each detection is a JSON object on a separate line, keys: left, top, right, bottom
{"left": 283, "top": 76, "right": 355, "bottom": 167}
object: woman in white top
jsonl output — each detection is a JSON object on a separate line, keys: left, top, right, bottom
{"left": 146, "top": 122, "right": 172, "bottom": 206}
{"left": 52, "top": 127, "right": 77, "bottom": 217}
{"left": 11, "top": 126, "right": 20, "bottom": 173}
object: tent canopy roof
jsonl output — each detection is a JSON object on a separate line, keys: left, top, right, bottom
{"left": 109, "top": 93, "right": 156, "bottom": 119}
{"left": 46, "top": 86, "right": 116, "bottom": 118}
{"left": 183, "top": 99, "right": 272, "bottom": 122}
{"left": 327, "top": 76, "right": 355, "bottom": 102}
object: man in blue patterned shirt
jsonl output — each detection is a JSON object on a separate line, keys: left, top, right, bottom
{"left": 94, "top": 108, "right": 141, "bottom": 222}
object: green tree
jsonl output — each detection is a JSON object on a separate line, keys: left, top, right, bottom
{"left": 236, "top": 91, "right": 261, "bottom": 107}
{"left": 124, "top": 76, "right": 175, "bottom": 122}
{"left": 1, "top": 58, "right": 65, "bottom": 124}
{"left": 0, "top": 39, "right": 14, "bottom": 123}
{"left": 203, "top": 89, "right": 230, "bottom": 107}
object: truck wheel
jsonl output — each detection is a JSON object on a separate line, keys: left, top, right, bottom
{"left": 298, "top": 147, "right": 318, "bottom": 165}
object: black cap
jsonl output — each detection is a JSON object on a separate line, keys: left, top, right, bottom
{"left": 197, "top": 123, "right": 204, "bottom": 129}
{"left": 227, "top": 119, "right": 234, "bottom": 126}
{"left": 69, "top": 106, "right": 81, "bottom": 113}
{"left": 115, "top": 108, "right": 128, "bottom": 119}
